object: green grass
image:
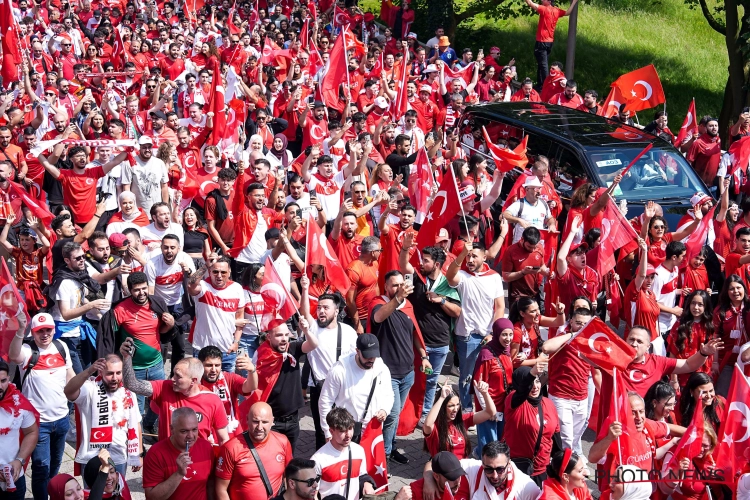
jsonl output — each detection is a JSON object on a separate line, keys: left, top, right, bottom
{"left": 368, "top": 0, "right": 729, "bottom": 120}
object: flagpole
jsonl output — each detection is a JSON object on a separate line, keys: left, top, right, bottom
{"left": 454, "top": 169, "right": 468, "bottom": 235}
{"left": 613, "top": 367, "right": 623, "bottom": 465}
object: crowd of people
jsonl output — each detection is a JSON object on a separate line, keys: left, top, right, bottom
{"left": 0, "top": 0, "right": 749, "bottom": 499}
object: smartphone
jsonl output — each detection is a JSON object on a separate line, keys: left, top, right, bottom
{"left": 237, "top": 346, "right": 246, "bottom": 357}
{"left": 404, "top": 273, "right": 414, "bottom": 287}
{"left": 307, "top": 95, "right": 314, "bottom": 104}
{"left": 309, "top": 189, "right": 317, "bottom": 199}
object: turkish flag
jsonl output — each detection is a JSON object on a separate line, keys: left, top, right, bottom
{"left": 607, "top": 126, "right": 648, "bottom": 142}
{"left": 675, "top": 98, "right": 698, "bottom": 146}
{"left": 260, "top": 258, "right": 299, "bottom": 330}
{"left": 261, "top": 36, "right": 279, "bottom": 65}
{"left": 683, "top": 206, "right": 715, "bottom": 269}
{"left": 611, "top": 64, "right": 666, "bottom": 113}
{"left": 208, "top": 59, "right": 227, "bottom": 147}
{"left": 0, "top": 259, "right": 28, "bottom": 362}
{"left": 306, "top": 213, "right": 351, "bottom": 293}
{"left": 4, "top": 181, "right": 54, "bottom": 226}
{"left": 415, "top": 166, "right": 461, "bottom": 250}
{"left": 407, "top": 148, "right": 433, "bottom": 224}
{"left": 111, "top": 27, "right": 127, "bottom": 71}
{"left": 667, "top": 399, "right": 705, "bottom": 468}
{"left": 443, "top": 62, "right": 474, "bottom": 86}
{"left": 343, "top": 29, "right": 367, "bottom": 60}
{"left": 390, "top": 56, "right": 410, "bottom": 120}
{"left": 571, "top": 317, "right": 636, "bottom": 374}
{"left": 482, "top": 127, "right": 528, "bottom": 173}
{"left": 595, "top": 368, "right": 637, "bottom": 483}
{"left": 308, "top": 42, "right": 325, "bottom": 76}
{"left": 714, "top": 364, "right": 750, "bottom": 486}
{"left": 333, "top": 5, "right": 352, "bottom": 26}
{"left": 299, "top": 19, "right": 309, "bottom": 50}
{"left": 728, "top": 135, "right": 750, "bottom": 177}
{"left": 0, "top": 0, "right": 22, "bottom": 87}
{"left": 598, "top": 86, "right": 626, "bottom": 119}
{"left": 320, "top": 28, "right": 348, "bottom": 107}
{"left": 359, "top": 419, "right": 389, "bottom": 489}
{"left": 586, "top": 197, "right": 639, "bottom": 277}
{"left": 90, "top": 427, "right": 114, "bottom": 443}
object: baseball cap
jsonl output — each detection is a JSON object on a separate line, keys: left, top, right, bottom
{"left": 432, "top": 452, "right": 466, "bottom": 480}
{"left": 374, "top": 96, "right": 389, "bottom": 109}
{"left": 419, "top": 84, "right": 432, "bottom": 93}
{"left": 523, "top": 176, "right": 543, "bottom": 188}
{"left": 150, "top": 110, "right": 167, "bottom": 120}
{"left": 31, "top": 313, "right": 55, "bottom": 332}
{"left": 690, "top": 193, "right": 712, "bottom": 207}
{"left": 646, "top": 264, "right": 657, "bottom": 275}
{"left": 265, "top": 228, "right": 280, "bottom": 241}
{"left": 423, "top": 64, "right": 438, "bottom": 74}
{"left": 313, "top": 100, "right": 326, "bottom": 109}
{"left": 356, "top": 333, "right": 380, "bottom": 358}
{"left": 108, "top": 233, "right": 129, "bottom": 249}
{"left": 138, "top": 135, "right": 154, "bottom": 146}
{"left": 436, "top": 228, "right": 450, "bottom": 243}
{"left": 407, "top": 32, "right": 417, "bottom": 40}
{"left": 570, "top": 241, "right": 589, "bottom": 254}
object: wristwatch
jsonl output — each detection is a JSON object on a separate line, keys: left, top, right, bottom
{"left": 420, "top": 356, "right": 429, "bottom": 360}
{"left": 440, "top": 298, "right": 446, "bottom": 305}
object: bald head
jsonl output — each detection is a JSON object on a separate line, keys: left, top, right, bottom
{"left": 248, "top": 402, "right": 274, "bottom": 443}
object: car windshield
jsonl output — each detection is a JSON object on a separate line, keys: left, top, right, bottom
{"left": 585, "top": 146, "right": 706, "bottom": 201}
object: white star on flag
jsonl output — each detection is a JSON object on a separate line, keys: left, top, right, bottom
{"left": 425, "top": 211, "right": 434, "bottom": 222}
{"left": 631, "top": 90, "right": 637, "bottom": 97}
{"left": 723, "top": 433, "right": 734, "bottom": 445}
{"left": 374, "top": 463, "right": 385, "bottom": 476}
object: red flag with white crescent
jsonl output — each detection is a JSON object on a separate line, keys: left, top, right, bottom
{"left": 320, "top": 28, "right": 348, "bottom": 107}
{"left": 666, "top": 399, "right": 705, "bottom": 468}
{"left": 482, "top": 127, "right": 528, "bottom": 172}
{"left": 675, "top": 98, "right": 698, "bottom": 145}
{"left": 611, "top": 64, "right": 666, "bottom": 113}
{"left": 208, "top": 59, "right": 227, "bottom": 147}
{"left": 415, "top": 165, "right": 461, "bottom": 250}
{"left": 305, "top": 213, "right": 351, "bottom": 294}
{"left": 407, "top": 148, "right": 434, "bottom": 224}
{"left": 598, "top": 86, "right": 626, "bottom": 119}
{"left": 260, "top": 259, "right": 299, "bottom": 330}
{"left": 570, "top": 316, "right": 636, "bottom": 374}
{"left": 586, "top": 197, "right": 639, "bottom": 277}
{"left": 359, "top": 419, "right": 388, "bottom": 489}
{"left": 714, "top": 364, "right": 750, "bottom": 486}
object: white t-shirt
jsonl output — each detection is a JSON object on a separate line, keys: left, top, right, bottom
{"left": 307, "top": 170, "right": 346, "bottom": 220}
{"left": 145, "top": 252, "right": 195, "bottom": 306}
{"left": 311, "top": 442, "right": 368, "bottom": 500}
{"left": 454, "top": 270, "right": 504, "bottom": 337}
{"left": 121, "top": 156, "right": 168, "bottom": 216}
{"left": 286, "top": 193, "right": 319, "bottom": 220}
{"left": 306, "top": 320, "right": 358, "bottom": 386}
{"left": 50, "top": 279, "right": 85, "bottom": 337}
{"left": 507, "top": 198, "right": 551, "bottom": 243}
{"left": 140, "top": 223, "right": 185, "bottom": 248}
{"left": 94, "top": 163, "right": 122, "bottom": 212}
{"left": 73, "top": 380, "right": 142, "bottom": 465}
{"left": 651, "top": 264, "right": 680, "bottom": 333}
{"left": 192, "top": 280, "right": 247, "bottom": 352}
{"left": 0, "top": 404, "right": 35, "bottom": 466}
{"left": 236, "top": 212, "right": 268, "bottom": 264}
{"left": 19, "top": 342, "right": 72, "bottom": 422}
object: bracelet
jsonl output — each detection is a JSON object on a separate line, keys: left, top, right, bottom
{"left": 93, "top": 214, "right": 101, "bottom": 218}
{"left": 699, "top": 348, "right": 709, "bottom": 357}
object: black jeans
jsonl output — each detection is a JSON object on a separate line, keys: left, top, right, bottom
{"left": 163, "top": 303, "right": 189, "bottom": 377}
{"left": 534, "top": 41, "right": 554, "bottom": 87}
{"left": 309, "top": 383, "right": 326, "bottom": 451}
{"left": 272, "top": 412, "right": 300, "bottom": 454}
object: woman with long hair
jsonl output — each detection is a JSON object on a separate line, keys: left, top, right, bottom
{"left": 623, "top": 238, "right": 661, "bottom": 340}
{"left": 643, "top": 381, "right": 679, "bottom": 470}
{"left": 713, "top": 274, "right": 750, "bottom": 395}
{"left": 82, "top": 111, "right": 107, "bottom": 139}
{"left": 680, "top": 372, "right": 725, "bottom": 432}
{"left": 641, "top": 200, "right": 702, "bottom": 267}
{"left": 155, "top": 141, "right": 183, "bottom": 209}
{"left": 369, "top": 163, "right": 406, "bottom": 223}
{"left": 667, "top": 289, "right": 716, "bottom": 388}
{"left": 538, "top": 449, "right": 593, "bottom": 500}
{"left": 563, "top": 176, "right": 622, "bottom": 245}
{"left": 180, "top": 206, "right": 211, "bottom": 266}
{"left": 714, "top": 177, "right": 739, "bottom": 266}
{"left": 423, "top": 382, "right": 495, "bottom": 460}
{"left": 509, "top": 296, "right": 565, "bottom": 369}
{"left": 660, "top": 424, "right": 719, "bottom": 500}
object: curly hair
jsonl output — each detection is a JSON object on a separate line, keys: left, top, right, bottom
{"left": 674, "top": 290, "right": 714, "bottom": 353}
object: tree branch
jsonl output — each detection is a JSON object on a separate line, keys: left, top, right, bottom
{"left": 455, "top": 0, "right": 500, "bottom": 22}
{"left": 697, "top": 0, "right": 725, "bottom": 35}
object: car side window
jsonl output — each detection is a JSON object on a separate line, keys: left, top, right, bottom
{"left": 556, "top": 147, "right": 587, "bottom": 198}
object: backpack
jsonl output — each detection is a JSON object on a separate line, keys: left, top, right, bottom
{"left": 14, "top": 339, "right": 68, "bottom": 390}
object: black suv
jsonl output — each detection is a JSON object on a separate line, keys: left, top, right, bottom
{"left": 459, "top": 102, "right": 711, "bottom": 227}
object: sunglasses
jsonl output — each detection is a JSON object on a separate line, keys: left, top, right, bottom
{"left": 483, "top": 464, "right": 509, "bottom": 474}
{"left": 290, "top": 475, "right": 321, "bottom": 487}
{"left": 45, "top": 92, "right": 57, "bottom": 97}
{"left": 61, "top": 43, "right": 72, "bottom": 46}
{"left": 71, "top": 255, "right": 86, "bottom": 262}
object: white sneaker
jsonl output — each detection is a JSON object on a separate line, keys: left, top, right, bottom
{"left": 417, "top": 416, "right": 426, "bottom": 429}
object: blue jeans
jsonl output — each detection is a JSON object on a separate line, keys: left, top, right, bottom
{"left": 59, "top": 336, "right": 85, "bottom": 374}
{"left": 383, "top": 370, "right": 415, "bottom": 456}
{"left": 31, "top": 416, "right": 69, "bottom": 500}
{"left": 476, "top": 419, "right": 505, "bottom": 458}
{"left": 455, "top": 333, "right": 485, "bottom": 410}
{"left": 421, "top": 345, "right": 450, "bottom": 417}
{"left": 133, "top": 363, "right": 166, "bottom": 429}
{"left": 237, "top": 335, "right": 259, "bottom": 377}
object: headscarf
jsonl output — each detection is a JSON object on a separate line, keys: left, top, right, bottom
{"left": 615, "top": 466, "right": 652, "bottom": 500}
{"left": 510, "top": 365, "right": 541, "bottom": 408}
{"left": 48, "top": 474, "right": 77, "bottom": 500}
{"left": 476, "top": 318, "right": 513, "bottom": 366}
{"left": 269, "top": 133, "right": 289, "bottom": 168}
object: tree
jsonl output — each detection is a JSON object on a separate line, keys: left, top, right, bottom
{"left": 407, "top": 0, "right": 529, "bottom": 40}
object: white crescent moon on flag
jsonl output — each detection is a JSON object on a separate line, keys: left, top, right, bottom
{"left": 370, "top": 434, "right": 384, "bottom": 455}
{"left": 587, "top": 333, "right": 608, "bottom": 354}
{"left": 432, "top": 191, "right": 448, "bottom": 217}
{"left": 311, "top": 124, "right": 324, "bottom": 142}
{"left": 93, "top": 430, "right": 105, "bottom": 439}
{"left": 601, "top": 218, "right": 612, "bottom": 240}
{"left": 682, "top": 113, "right": 693, "bottom": 129}
{"left": 261, "top": 283, "right": 287, "bottom": 308}
{"left": 608, "top": 100, "right": 621, "bottom": 110}
{"left": 629, "top": 369, "right": 645, "bottom": 382}
{"left": 634, "top": 81, "right": 653, "bottom": 101}
{"left": 728, "top": 402, "right": 750, "bottom": 443}
{"left": 319, "top": 234, "right": 338, "bottom": 262}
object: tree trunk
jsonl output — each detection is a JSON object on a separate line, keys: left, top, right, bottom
{"left": 725, "top": 0, "right": 747, "bottom": 118}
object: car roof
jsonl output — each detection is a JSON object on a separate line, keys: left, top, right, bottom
{"left": 464, "top": 102, "right": 663, "bottom": 149}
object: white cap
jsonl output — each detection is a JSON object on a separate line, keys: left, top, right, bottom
{"left": 374, "top": 96, "right": 389, "bottom": 108}
{"left": 31, "top": 313, "right": 55, "bottom": 332}
{"left": 419, "top": 84, "right": 432, "bottom": 93}
{"left": 423, "top": 64, "right": 438, "bottom": 74}
{"left": 689, "top": 193, "right": 711, "bottom": 207}
{"left": 523, "top": 176, "right": 543, "bottom": 188}
{"left": 138, "top": 135, "right": 154, "bottom": 146}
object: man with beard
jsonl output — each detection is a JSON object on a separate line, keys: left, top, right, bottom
{"left": 84, "top": 231, "right": 128, "bottom": 327}
{"left": 144, "top": 109, "right": 179, "bottom": 146}
{"left": 0, "top": 126, "right": 27, "bottom": 179}
{"left": 65, "top": 355, "right": 142, "bottom": 477}
{"left": 385, "top": 134, "right": 419, "bottom": 182}
{"left": 687, "top": 117, "right": 722, "bottom": 187}
{"left": 39, "top": 142, "right": 127, "bottom": 225}
{"left": 142, "top": 202, "right": 185, "bottom": 249}
{"left": 0, "top": 353, "right": 38, "bottom": 500}
{"left": 142, "top": 408, "right": 215, "bottom": 500}
{"left": 8, "top": 313, "right": 75, "bottom": 500}
{"left": 198, "top": 346, "right": 257, "bottom": 435}
{"left": 374, "top": 121, "right": 398, "bottom": 160}
{"left": 310, "top": 408, "right": 377, "bottom": 499}
{"left": 120, "top": 340, "right": 229, "bottom": 444}
{"left": 378, "top": 201, "right": 418, "bottom": 291}
{"left": 345, "top": 237, "right": 382, "bottom": 333}
{"left": 216, "top": 402, "right": 292, "bottom": 500}
{"left": 299, "top": 101, "right": 329, "bottom": 151}
{"left": 410, "top": 452, "right": 469, "bottom": 500}
{"left": 547, "top": 79, "right": 583, "bottom": 109}
{"left": 271, "top": 458, "right": 321, "bottom": 500}
{"left": 122, "top": 136, "right": 170, "bottom": 218}
{"left": 331, "top": 210, "right": 364, "bottom": 270}
{"left": 300, "top": 282, "right": 358, "bottom": 449}
{"left": 246, "top": 319, "right": 319, "bottom": 453}
{"left": 577, "top": 90, "right": 600, "bottom": 114}
{"left": 398, "top": 233, "right": 461, "bottom": 427}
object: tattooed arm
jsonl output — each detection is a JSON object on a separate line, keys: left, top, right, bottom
{"left": 119, "top": 338, "right": 154, "bottom": 397}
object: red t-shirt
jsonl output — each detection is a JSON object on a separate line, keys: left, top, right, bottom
{"left": 330, "top": 234, "right": 363, "bottom": 271}
{"left": 424, "top": 413, "right": 475, "bottom": 459}
{"left": 512, "top": 323, "right": 540, "bottom": 368}
{"left": 547, "top": 326, "right": 591, "bottom": 401}
{"left": 202, "top": 373, "right": 248, "bottom": 423}
{"left": 623, "top": 281, "right": 661, "bottom": 341}
{"left": 535, "top": 5, "right": 566, "bottom": 42}
{"left": 204, "top": 193, "right": 236, "bottom": 247}
{"left": 410, "top": 476, "right": 471, "bottom": 500}
{"left": 346, "top": 259, "right": 380, "bottom": 321}
{"left": 555, "top": 266, "right": 600, "bottom": 309}
{"left": 501, "top": 241, "right": 544, "bottom": 298}
{"left": 504, "top": 396, "right": 560, "bottom": 476}
{"left": 149, "top": 381, "right": 229, "bottom": 442}
{"left": 621, "top": 354, "right": 678, "bottom": 396}
{"left": 473, "top": 354, "right": 512, "bottom": 411}
{"left": 58, "top": 166, "right": 105, "bottom": 223}
{"left": 215, "top": 432, "right": 292, "bottom": 499}
{"left": 142, "top": 437, "right": 214, "bottom": 500}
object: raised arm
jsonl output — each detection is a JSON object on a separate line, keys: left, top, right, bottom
{"left": 671, "top": 207, "right": 703, "bottom": 242}
{"left": 300, "top": 145, "right": 319, "bottom": 184}
{"left": 565, "top": 0, "right": 579, "bottom": 16}
{"left": 65, "top": 358, "right": 106, "bottom": 401}
{"left": 632, "top": 238, "right": 649, "bottom": 292}
{"left": 588, "top": 174, "right": 622, "bottom": 217}
{"left": 525, "top": 0, "right": 540, "bottom": 11}
{"left": 120, "top": 338, "right": 154, "bottom": 397}
{"left": 556, "top": 214, "right": 582, "bottom": 278}
{"left": 398, "top": 231, "right": 416, "bottom": 275}
{"left": 446, "top": 240, "right": 470, "bottom": 287}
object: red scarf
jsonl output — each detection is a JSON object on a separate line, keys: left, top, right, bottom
{"left": 236, "top": 341, "right": 288, "bottom": 431}
{"left": 228, "top": 206, "right": 279, "bottom": 258}
{"left": 0, "top": 384, "right": 39, "bottom": 435}
{"left": 539, "top": 478, "right": 591, "bottom": 500}
{"left": 312, "top": 172, "right": 340, "bottom": 195}
{"left": 107, "top": 208, "right": 150, "bottom": 226}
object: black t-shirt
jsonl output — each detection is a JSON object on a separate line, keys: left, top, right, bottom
{"left": 183, "top": 229, "right": 208, "bottom": 254}
{"left": 268, "top": 340, "right": 305, "bottom": 418}
{"left": 411, "top": 275, "right": 453, "bottom": 348}
{"left": 52, "top": 236, "right": 75, "bottom": 271}
{"left": 371, "top": 304, "right": 415, "bottom": 378}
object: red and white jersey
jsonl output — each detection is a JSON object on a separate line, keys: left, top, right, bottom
{"left": 0, "top": 400, "right": 36, "bottom": 465}
{"left": 145, "top": 252, "right": 195, "bottom": 306}
{"left": 178, "top": 89, "right": 208, "bottom": 117}
{"left": 192, "top": 280, "right": 247, "bottom": 352}
{"left": 307, "top": 170, "right": 346, "bottom": 220}
{"left": 651, "top": 264, "right": 680, "bottom": 333}
{"left": 311, "top": 442, "right": 368, "bottom": 500}
{"left": 19, "top": 341, "right": 72, "bottom": 423}
{"left": 178, "top": 115, "right": 207, "bottom": 140}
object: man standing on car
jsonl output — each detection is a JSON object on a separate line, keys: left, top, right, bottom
{"left": 525, "top": 0, "right": 579, "bottom": 86}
